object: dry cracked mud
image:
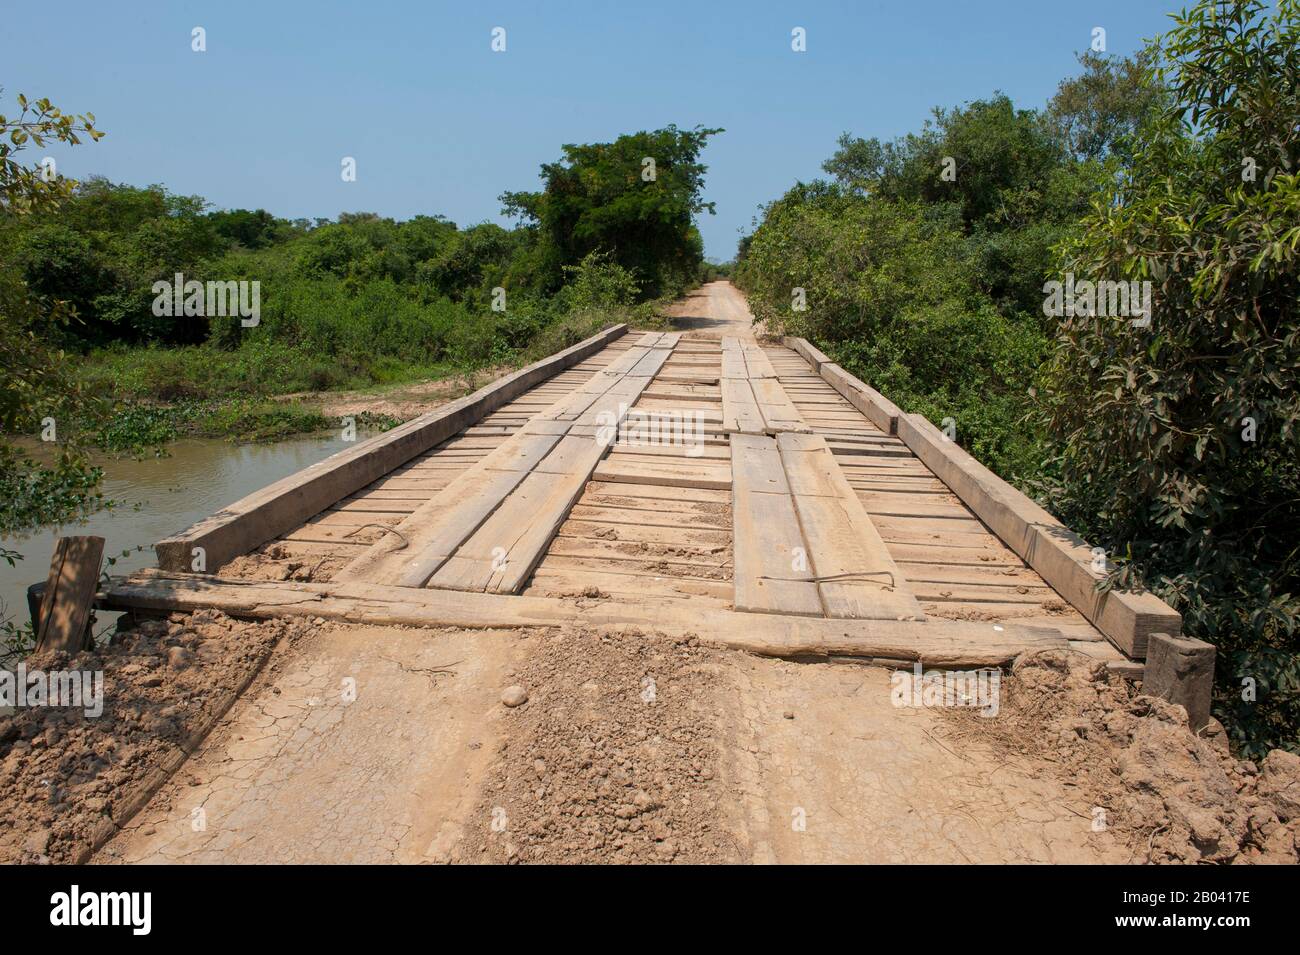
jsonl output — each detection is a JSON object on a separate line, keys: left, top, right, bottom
{"left": 3, "top": 611, "right": 1296, "bottom": 865}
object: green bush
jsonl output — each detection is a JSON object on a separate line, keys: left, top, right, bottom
{"left": 1043, "top": 0, "right": 1300, "bottom": 757}
{"left": 736, "top": 185, "right": 1049, "bottom": 482}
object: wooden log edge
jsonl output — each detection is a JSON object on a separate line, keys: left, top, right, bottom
{"left": 894, "top": 411, "right": 1181, "bottom": 660}
{"left": 782, "top": 337, "right": 902, "bottom": 436}
{"left": 100, "top": 570, "right": 1071, "bottom": 669}
{"left": 154, "top": 323, "right": 628, "bottom": 574}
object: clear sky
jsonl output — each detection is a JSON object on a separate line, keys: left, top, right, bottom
{"left": 2, "top": 0, "right": 1177, "bottom": 260}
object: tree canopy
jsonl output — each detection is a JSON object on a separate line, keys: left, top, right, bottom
{"left": 501, "top": 124, "right": 722, "bottom": 298}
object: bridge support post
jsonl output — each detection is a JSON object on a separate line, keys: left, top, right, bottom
{"left": 1143, "top": 632, "right": 1215, "bottom": 731}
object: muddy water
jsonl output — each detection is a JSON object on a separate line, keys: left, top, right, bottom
{"left": 0, "top": 434, "right": 370, "bottom": 637}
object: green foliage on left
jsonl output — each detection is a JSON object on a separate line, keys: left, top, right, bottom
{"left": 1, "top": 116, "right": 723, "bottom": 536}
{"left": 0, "top": 89, "right": 106, "bottom": 535}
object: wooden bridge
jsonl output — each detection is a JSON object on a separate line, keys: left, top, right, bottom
{"left": 99, "top": 284, "right": 1185, "bottom": 675}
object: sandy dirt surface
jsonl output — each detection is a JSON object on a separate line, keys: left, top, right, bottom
{"left": 716, "top": 653, "right": 1130, "bottom": 863}
{"left": 63, "top": 617, "right": 1295, "bottom": 865}
{"left": 96, "top": 623, "right": 526, "bottom": 864}
{"left": 663, "top": 281, "right": 764, "bottom": 340}
{"left": 0, "top": 611, "right": 303, "bottom": 864}
{"left": 276, "top": 365, "right": 511, "bottom": 422}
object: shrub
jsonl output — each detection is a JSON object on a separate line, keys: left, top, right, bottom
{"left": 1043, "top": 0, "right": 1300, "bottom": 757}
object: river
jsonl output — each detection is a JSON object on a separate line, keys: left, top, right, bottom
{"left": 1, "top": 433, "right": 371, "bottom": 639}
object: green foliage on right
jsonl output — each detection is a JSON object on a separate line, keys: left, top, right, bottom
{"left": 738, "top": 0, "right": 1299, "bottom": 757}
{"left": 735, "top": 84, "right": 1111, "bottom": 482}
{"left": 1043, "top": 0, "right": 1300, "bottom": 758}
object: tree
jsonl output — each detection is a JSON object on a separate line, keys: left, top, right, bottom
{"left": 501, "top": 125, "right": 722, "bottom": 298}
{"left": 1047, "top": 51, "right": 1166, "bottom": 161}
{"left": 0, "top": 91, "right": 106, "bottom": 538}
{"left": 1044, "top": 0, "right": 1300, "bottom": 757}
{"left": 822, "top": 96, "right": 1094, "bottom": 318}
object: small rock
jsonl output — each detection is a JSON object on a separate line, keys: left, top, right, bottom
{"left": 501, "top": 685, "right": 529, "bottom": 708}
{"left": 783, "top": 710, "right": 795, "bottom": 720}
{"left": 1259, "top": 750, "right": 1300, "bottom": 822}
{"left": 165, "top": 646, "right": 194, "bottom": 670}
{"left": 24, "top": 828, "right": 51, "bottom": 854}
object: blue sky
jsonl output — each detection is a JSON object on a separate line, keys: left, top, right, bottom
{"left": 2, "top": 0, "right": 1177, "bottom": 260}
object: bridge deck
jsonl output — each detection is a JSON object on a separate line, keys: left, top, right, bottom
{"left": 133, "top": 327, "right": 1128, "bottom": 663}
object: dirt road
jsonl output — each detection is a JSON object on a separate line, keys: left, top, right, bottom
{"left": 664, "top": 280, "right": 762, "bottom": 339}
{"left": 91, "top": 619, "right": 1129, "bottom": 864}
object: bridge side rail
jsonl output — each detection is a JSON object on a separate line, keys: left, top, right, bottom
{"left": 781, "top": 335, "right": 1182, "bottom": 660}
{"left": 155, "top": 324, "right": 628, "bottom": 574}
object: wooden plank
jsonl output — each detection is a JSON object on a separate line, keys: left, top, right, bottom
{"left": 156, "top": 323, "right": 628, "bottom": 572}
{"left": 629, "top": 347, "right": 674, "bottom": 378}
{"left": 583, "top": 480, "right": 730, "bottom": 505}
{"left": 732, "top": 490, "right": 821, "bottom": 616}
{"left": 729, "top": 433, "right": 820, "bottom": 616}
{"left": 593, "top": 458, "right": 731, "bottom": 490}
{"left": 558, "top": 520, "right": 731, "bottom": 548}
{"left": 338, "top": 466, "right": 529, "bottom": 587}
{"left": 525, "top": 567, "right": 731, "bottom": 603}
{"left": 545, "top": 537, "right": 730, "bottom": 571}
{"left": 569, "top": 503, "right": 729, "bottom": 530}
{"left": 750, "top": 378, "right": 810, "bottom": 434}
{"left": 740, "top": 342, "right": 777, "bottom": 379}
{"left": 608, "top": 442, "right": 729, "bottom": 460}
{"left": 896, "top": 412, "right": 1180, "bottom": 657}
{"left": 720, "top": 378, "right": 765, "bottom": 435}
{"left": 35, "top": 536, "right": 105, "bottom": 653}
{"left": 345, "top": 340, "right": 661, "bottom": 589}
{"left": 572, "top": 494, "right": 730, "bottom": 522}
{"left": 424, "top": 375, "right": 659, "bottom": 593}
{"left": 477, "top": 431, "right": 564, "bottom": 472}
{"left": 777, "top": 433, "right": 922, "bottom": 621}
{"left": 720, "top": 340, "right": 748, "bottom": 379}
{"left": 729, "top": 433, "right": 790, "bottom": 495}
{"left": 103, "top": 571, "right": 1072, "bottom": 668}
{"left": 428, "top": 467, "right": 592, "bottom": 593}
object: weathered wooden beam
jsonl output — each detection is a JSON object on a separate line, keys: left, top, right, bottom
{"left": 99, "top": 571, "right": 1071, "bottom": 668}
{"left": 154, "top": 324, "right": 628, "bottom": 574}
{"left": 820, "top": 364, "right": 903, "bottom": 436}
{"left": 895, "top": 411, "right": 1181, "bottom": 658}
{"left": 782, "top": 336, "right": 833, "bottom": 373}
{"left": 1142, "top": 632, "right": 1215, "bottom": 730}
{"left": 36, "top": 536, "right": 105, "bottom": 654}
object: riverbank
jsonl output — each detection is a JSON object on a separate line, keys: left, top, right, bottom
{"left": 80, "top": 343, "right": 464, "bottom": 449}
{"left": 0, "top": 432, "right": 381, "bottom": 657}
{"left": 74, "top": 304, "right": 668, "bottom": 451}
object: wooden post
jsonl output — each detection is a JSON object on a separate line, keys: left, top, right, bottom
{"left": 1143, "top": 632, "right": 1216, "bottom": 731}
{"left": 35, "top": 536, "right": 105, "bottom": 654}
